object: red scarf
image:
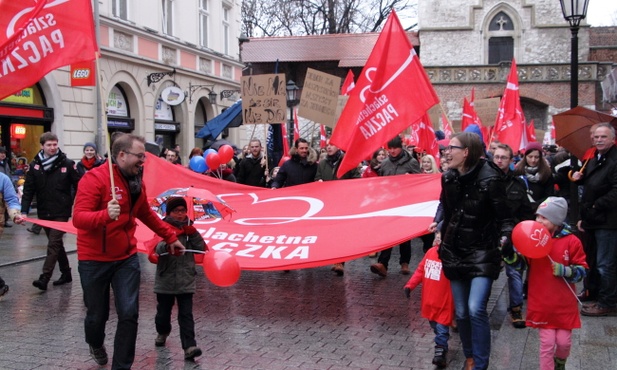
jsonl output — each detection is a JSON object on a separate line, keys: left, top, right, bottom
{"left": 81, "top": 156, "right": 96, "bottom": 170}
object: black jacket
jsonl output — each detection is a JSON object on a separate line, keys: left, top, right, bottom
{"left": 504, "top": 170, "right": 535, "bottom": 223}
{"left": 271, "top": 147, "right": 318, "bottom": 188}
{"left": 236, "top": 154, "right": 266, "bottom": 187}
{"left": 21, "top": 150, "right": 81, "bottom": 219}
{"left": 438, "top": 159, "right": 514, "bottom": 281}
{"left": 578, "top": 145, "right": 617, "bottom": 230}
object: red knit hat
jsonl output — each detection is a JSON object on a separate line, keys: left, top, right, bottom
{"left": 525, "top": 142, "right": 543, "bottom": 154}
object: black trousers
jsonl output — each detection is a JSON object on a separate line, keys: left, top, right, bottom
{"left": 377, "top": 239, "right": 412, "bottom": 269}
{"left": 155, "top": 293, "right": 197, "bottom": 350}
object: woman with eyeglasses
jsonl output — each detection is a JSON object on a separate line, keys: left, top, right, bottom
{"left": 438, "top": 132, "right": 514, "bottom": 370}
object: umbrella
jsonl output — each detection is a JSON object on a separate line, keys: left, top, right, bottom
{"left": 553, "top": 106, "right": 617, "bottom": 159}
{"left": 208, "top": 139, "right": 234, "bottom": 151}
{"left": 149, "top": 187, "right": 236, "bottom": 221}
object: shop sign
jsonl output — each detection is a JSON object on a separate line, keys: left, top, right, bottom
{"left": 2, "top": 88, "right": 34, "bottom": 105}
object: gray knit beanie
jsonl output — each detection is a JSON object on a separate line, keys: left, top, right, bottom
{"left": 536, "top": 197, "right": 568, "bottom": 226}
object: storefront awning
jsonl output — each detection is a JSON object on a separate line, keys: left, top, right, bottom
{"left": 196, "top": 99, "right": 242, "bottom": 140}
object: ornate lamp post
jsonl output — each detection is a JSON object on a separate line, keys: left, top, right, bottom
{"left": 286, "top": 80, "right": 299, "bottom": 148}
{"left": 559, "top": 0, "right": 589, "bottom": 223}
{"left": 559, "top": 0, "right": 589, "bottom": 109}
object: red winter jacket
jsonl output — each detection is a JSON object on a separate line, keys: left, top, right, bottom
{"left": 73, "top": 163, "right": 178, "bottom": 261}
{"left": 405, "top": 246, "right": 455, "bottom": 326}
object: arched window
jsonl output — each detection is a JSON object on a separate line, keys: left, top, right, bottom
{"left": 488, "top": 11, "right": 514, "bottom": 64}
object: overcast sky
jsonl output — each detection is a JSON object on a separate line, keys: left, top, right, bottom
{"left": 586, "top": 0, "right": 617, "bottom": 26}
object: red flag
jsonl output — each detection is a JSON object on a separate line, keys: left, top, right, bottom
{"left": 320, "top": 125, "right": 327, "bottom": 148}
{"left": 526, "top": 119, "right": 537, "bottom": 142}
{"left": 461, "top": 97, "right": 473, "bottom": 132}
{"left": 341, "top": 69, "right": 355, "bottom": 95}
{"left": 280, "top": 124, "right": 290, "bottom": 158}
{"left": 330, "top": 11, "right": 439, "bottom": 177}
{"left": 469, "top": 88, "right": 483, "bottom": 127}
{"left": 0, "top": 0, "right": 99, "bottom": 101}
{"left": 441, "top": 113, "right": 453, "bottom": 138}
{"left": 410, "top": 114, "right": 439, "bottom": 159}
{"left": 480, "top": 125, "right": 492, "bottom": 148}
{"left": 493, "top": 59, "right": 527, "bottom": 152}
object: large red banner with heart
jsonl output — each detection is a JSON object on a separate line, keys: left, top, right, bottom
{"left": 28, "top": 154, "right": 441, "bottom": 270}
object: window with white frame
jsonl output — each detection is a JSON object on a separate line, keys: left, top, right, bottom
{"left": 162, "top": 0, "right": 174, "bottom": 36}
{"left": 222, "top": 5, "right": 230, "bottom": 55}
{"left": 112, "top": 0, "right": 128, "bottom": 20}
{"left": 199, "top": 0, "right": 209, "bottom": 47}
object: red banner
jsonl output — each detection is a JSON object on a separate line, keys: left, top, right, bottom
{"left": 330, "top": 11, "right": 439, "bottom": 178}
{"left": 31, "top": 154, "right": 441, "bottom": 271}
{"left": 0, "top": 0, "right": 98, "bottom": 100}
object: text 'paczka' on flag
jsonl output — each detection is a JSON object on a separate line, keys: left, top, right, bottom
{"left": 0, "top": 0, "right": 99, "bottom": 101}
{"left": 330, "top": 10, "right": 439, "bottom": 178}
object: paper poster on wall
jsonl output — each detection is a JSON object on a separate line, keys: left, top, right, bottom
{"left": 107, "top": 86, "right": 128, "bottom": 117}
{"left": 241, "top": 74, "right": 286, "bottom": 124}
{"left": 298, "top": 68, "right": 341, "bottom": 127}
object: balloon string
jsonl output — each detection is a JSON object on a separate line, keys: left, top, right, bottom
{"left": 158, "top": 249, "right": 207, "bottom": 256}
{"left": 547, "top": 255, "right": 583, "bottom": 306}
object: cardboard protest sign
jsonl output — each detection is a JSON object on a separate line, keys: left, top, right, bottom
{"left": 298, "top": 68, "right": 340, "bottom": 127}
{"left": 241, "top": 74, "right": 286, "bottom": 124}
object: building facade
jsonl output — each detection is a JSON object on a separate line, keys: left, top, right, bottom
{"left": 0, "top": 0, "right": 244, "bottom": 166}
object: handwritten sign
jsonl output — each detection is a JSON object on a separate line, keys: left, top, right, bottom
{"left": 241, "top": 74, "right": 286, "bottom": 124}
{"left": 333, "top": 96, "right": 350, "bottom": 129}
{"left": 298, "top": 68, "right": 341, "bottom": 127}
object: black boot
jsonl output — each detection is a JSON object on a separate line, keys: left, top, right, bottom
{"left": 52, "top": 270, "right": 72, "bottom": 286}
{"left": 32, "top": 275, "right": 49, "bottom": 291}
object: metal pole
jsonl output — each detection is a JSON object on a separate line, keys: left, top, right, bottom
{"left": 288, "top": 105, "right": 294, "bottom": 149}
{"left": 569, "top": 25, "right": 580, "bottom": 224}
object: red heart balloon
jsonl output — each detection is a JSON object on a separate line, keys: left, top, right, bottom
{"left": 511, "top": 220, "right": 553, "bottom": 259}
{"left": 202, "top": 250, "right": 241, "bottom": 287}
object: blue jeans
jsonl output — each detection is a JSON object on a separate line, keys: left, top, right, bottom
{"left": 429, "top": 321, "right": 450, "bottom": 350}
{"left": 79, "top": 254, "right": 140, "bottom": 370}
{"left": 450, "top": 277, "right": 493, "bottom": 370}
{"left": 595, "top": 229, "right": 617, "bottom": 308}
{"left": 505, "top": 263, "right": 524, "bottom": 309}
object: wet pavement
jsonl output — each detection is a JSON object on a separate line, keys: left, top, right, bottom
{"left": 0, "top": 220, "right": 616, "bottom": 369}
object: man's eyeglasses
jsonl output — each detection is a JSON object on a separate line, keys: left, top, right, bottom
{"left": 170, "top": 208, "right": 187, "bottom": 214}
{"left": 124, "top": 151, "right": 147, "bottom": 161}
{"left": 445, "top": 145, "right": 465, "bottom": 152}
{"left": 493, "top": 155, "right": 511, "bottom": 161}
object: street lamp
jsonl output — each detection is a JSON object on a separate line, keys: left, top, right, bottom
{"left": 559, "top": 0, "right": 589, "bottom": 109}
{"left": 559, "top": 0, "right": 589, "bottom": 224}
{"left": 286, "top": 80, "right": 299, "bottom": 148}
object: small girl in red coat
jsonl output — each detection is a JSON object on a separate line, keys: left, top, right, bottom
{"left": 527, "top": 197, "right": 588, "bottom": 370}
{"left": 404, "top": 245, "right": 454, "bottom": 368}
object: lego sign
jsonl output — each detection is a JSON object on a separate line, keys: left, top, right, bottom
{"left": 70, "top": 60, "right": 96, "bottom": 87}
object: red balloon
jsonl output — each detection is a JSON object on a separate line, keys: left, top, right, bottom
{"left": 218, "top": 144, "right": 234, "bottom": 164}
{"left": 205, "top": 152, "right": 221, "bottom": 169}
{"left": 202, "top": 250, "right": 241, "bottom": 287}
{"left": 511, "top": 220, "right": 553, "bottom": 259}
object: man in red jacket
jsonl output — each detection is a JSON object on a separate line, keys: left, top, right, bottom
{"left": 73, "top": 134, "right": 184, "bottom": 369}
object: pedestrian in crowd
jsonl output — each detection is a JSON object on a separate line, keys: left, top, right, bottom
{"left": 404, "top": 244, "right": 454, "bottom": 368}
{"left": 420, "top": 154, "right": 439, "bottom": 174}
{"left": 173, "top": 144, "right": 182, "bottom": 165}
{"left": 207, "top": 161, "right": 237, "bottom": 182}
{"left": 0, "top": 171, "right": 26, "bottom": 298}
{"left": 21, "top": 132, "right": 81, "bottom": 291}
{"left": 76, "top": 142, "right": 105, "bottom": 176}
{"left": 551, "top": 149, "right": 573, "bottom": 202}
{"left": 0, "top": 146, "right": 11, "bottom": 175}
{"left": 493, "top": 143, "right": 535, "bottom": 329}
{"left": 0, "top": 147, "right": 12, "bottom": 228}
{"left": 370, "top": 135, "right": 420, "bottom": 277}
{"left": 188, "top": 147, "right": 203, "bottom": 160}
{"left": 265, "top": 167, "right": 279, "bottom": 188}
{"left": 438, "top": 132, "right": 514, "bottom": 370}
{"left": 165, "top": 149, "right": 180, "bottom": 164}
{"left": 159, "top": 147, "right": 170, "bottom": 160}
{"left": 271, "top": 138, "right": 318, "bottom": 188}
{"left": 527, "top": 197, "right": 587, "bottom": 370}
{"left": 514, "top": 141, "right": 555, "bottom": 299}
{"left": 439, "top": 156, "right": 449, "bottom": 172}
{"left": 236, "top": 139, "right": 267, "bottom": 187}
{"left": 514, "top": 141, "right": 555, "bottom": 208}
{"left": 73, "top": 134, "right": 184, "bottom": 368}
{"left": 572, "top": 123, "right": 617, "bottom": 316}
{"left": 314, "top": 139, "right": 360, "bottom": 276}
{"left": 487, "top": 140, "right": 500, "bottom": 161}
{"left": 361, "top": 148, "right": 386, "bottom": 178}
{"left": 153, "top": 197, "right": 206, "bottom": 361}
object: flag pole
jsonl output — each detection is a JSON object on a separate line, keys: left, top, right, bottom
{"left": 94, "top": 53, "right": 116, "bottom": 202}
{"left": 264, "top": 124, "right": 269, "bottom": 177}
